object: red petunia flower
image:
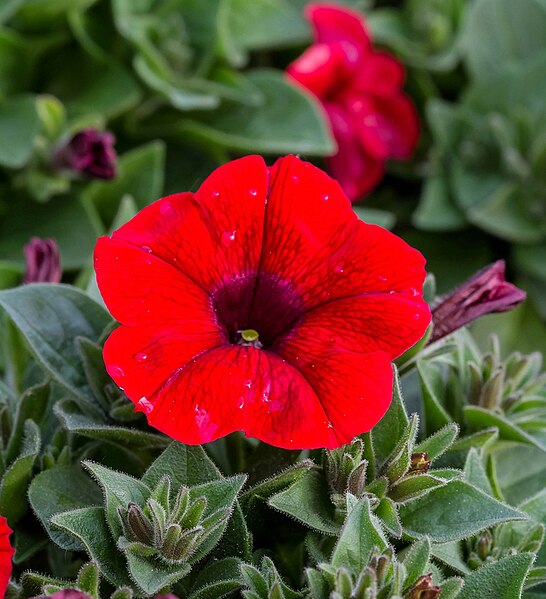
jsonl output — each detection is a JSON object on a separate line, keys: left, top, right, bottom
{"left": 95, "top": 155, "right": 430, "bottom": 449}
{"left": 0, "top": 516, "right": 14, "bottom": 598}
{"left": 287, "top": 3, "right": 419, "bottom": 201}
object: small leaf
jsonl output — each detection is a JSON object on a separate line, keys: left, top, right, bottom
{"left": 331, "top": 496, "right": 388, "bottom": 573}
{"left": 51, "top": 506, "right": 133, "bottom": 587}
{"left": 268, "top": 471, "right": 338, "bottom": 535}
{"left": 29, "top": 464, "right": 102, "bottom": 551}
{"left": 0, "top": 419, "right": 40, "bottom": 523}
{"left": 414, "top": 424, "right": 459, "bottom": 460}
{"left": 399, "top": 480, "right": 527, "bottom": 542}
{"left": 439, "top": 577, "right": 464, "bottom": 599}
{"left": 464, "top": 448, "right": 494, "bottom": 496}
{"left": 124, "top": 547, "right": 191, "bottom": 595}
{"left": 189, "top": 557, "right": 242, "bottom": 599}
{"left": 0, "top": 284, "right": 111, "bottom": 404}
{"left": 402, "top": 538, "right": 431, "bottom": 590}
{"left": 0, "top": 94, "right": 40, "bottom": 168}
{"left": 418, "top": 361, "right": 453, "bottom": 435}
{"left": 375, "top": 497, "right": 402, "bottom": 538}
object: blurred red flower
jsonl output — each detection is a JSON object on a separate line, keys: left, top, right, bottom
{"left": 95, "top": 155, "right": 429, "bottom": 449}
{"left": 0, "top": 516, "right": 14, "bottom": 598}
{"left": 287, "top": 3, "right": 419, "bottom": 201}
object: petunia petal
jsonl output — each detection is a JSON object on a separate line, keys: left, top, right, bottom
{"left": 274, "top": 339, "right": 394, "bottom": 446}
{"left": 94, "top": 237, "right": 217, "bottom": 327}
{"left": 145, "top": 345, "right": 338, "bottom": 449}
{"left": 111, "top": 155, "right": 269, "bottom": 293}
{"left": 103, "top": 323, "right": 225, "bottom": 403}
{"left": 275, "top": 293, "right": 431, "bottom": 361}
{"left": 0, "top": 516, "right": 14, "bottom": 599}
{"left": 353, "top": 52, "right": 405, "bottom": 96}
{"left": 261, "top": 155, "right": 426, "bottom": 308}
{"left": 307, "top": 3, "right": 371, "bottom": 60}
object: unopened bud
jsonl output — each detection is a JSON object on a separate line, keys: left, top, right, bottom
{"left": 126, "top": 503, "right": 154, "bottom": 544}
{"left": 54, "top": 128, "right": 117, "bottom": 180}
{"left": 23, "top": 237, "right": 62, "bottom": 284}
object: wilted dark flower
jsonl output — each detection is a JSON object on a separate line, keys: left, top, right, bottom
{"left": 405, "top": 574, "right": 440, "bottom": 599}
{"left": 54, "top": 129, "right": 117, "bottom": 180}
{"left": 429, "top": 260, "right": 526, "bottom": 343}
{"left": 23, "top": 237, "right": 62, "bottom": 284}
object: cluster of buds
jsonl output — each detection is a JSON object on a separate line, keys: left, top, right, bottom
{"left": 466, "top": 337, "right": 545, "bottom": 413}
{"left": 240, "top": 556, "right": 301, "bottom": 599}
{"left": 324, "top": 418, "right": 457, "bottom": 532}
{"left": 466, "top": 523, "right": 544, "bottom": 570}
{"left": 307, "top": 548, "right": 440, "bottom": 599}
{"left": 117, "top": 476, "right": 229, "bottom": 565}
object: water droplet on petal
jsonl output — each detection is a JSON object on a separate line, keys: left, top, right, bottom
{"left": 211, "top": 190, "right": 220, "bottom": 199}
{"left": 291, "top": 175, "right": 299, "bottom": 184}
{"left": 195, "top": 407, "right": 209, "bottom": 427}
{"left": 221, "top": 230, "right": 237, "bottom": 247}
{"left": 243, "top": 379, "right": 253, "bottom": 389}
{"left": 248, "top": 188, "right": 258, "bottom": 197}
{"left": 322, "top": 194, "right": 329, "bottom": 202}
{"left": 137, "top": 397, "right": 153, "bottom": 415}
{"left": 238, "top": 397, "right": 245, "bottom": 409}
{"left": 378, "top": 275, "right": 387, "bottom": 282}
{"left": 389, "top": 290, "right": 396, "bottom": 295}
{"left": 408, "top": 287, "right": 419, "bottom": 297}
{"left": 135, "top": 352, "right": 148, "bottom": 363}
{"left": 327, "top": 421, "right": 333, "bottom": 429}
{"left": 141, "top": 245, "right": 152, "bottom": 254}
{"left": 160, "top": 200, "right": 175, "bottom": 217}
{"left": 413, "top": 312, "right": 421, "bottom": 320}
{"left": 108, "top": 365, "right": 125, "bottom": 378}
{"left": 334, "top": 264, "right": 344, "bottom": 274}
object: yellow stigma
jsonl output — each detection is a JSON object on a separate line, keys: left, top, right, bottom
{"left": 241, "top": 329, "right": 260, "bottom": 342}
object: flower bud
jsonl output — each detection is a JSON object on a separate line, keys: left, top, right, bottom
{"left": 429, "top": 261, "right": 526, "bottom": 343}
{"left": 409, "top": 452, "right": 431, "bottom": 475}
{"left": 23, "top": 237, "right": 62, "bottom": 284}
{"left": 125, "top": 503, "right": 154, "bottom": 544}
{"left": 54, "top": 129, "right": 117, "bottom": 180}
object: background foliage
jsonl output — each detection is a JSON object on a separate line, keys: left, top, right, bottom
{"left": 1, "top": 0, "right": 546, "bottom": 597}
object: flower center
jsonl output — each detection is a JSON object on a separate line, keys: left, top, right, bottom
{"left": 211, "top": 273, "right": 305, "bottom": 349}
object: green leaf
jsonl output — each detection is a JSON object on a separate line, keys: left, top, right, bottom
{"left": 464, "top": 405, "right": 546, "bottom": 451}
{"left": 399, "top": 480, "right": 527, "bottom": 542}
{"left": 179, "top": 69, "right": 335, "bottom": 155}
{"left": 51, "top": 506, "right": 133, "bottom": 587}
{"left": 331, "top": 497, "right": 388, "bottom": 573}
{"left": 0, "top": 284, "right": 111, "bottom": 403}
{"left": 268, "top": 471, "right": 338, "bottom": 535}
{"left": 402, "top": 538, "right": 431, "bottom": 590}
{"left": 189, "top": 475, "right": 247, "bottom": 564}
{"left": 430, "top": 540, "right": 471, "bottom": 575}
{"left": 414, "top": 423, "right": 459, "bottom": 460}
{"left": 0, "top": 419, "right": 40, "bottom": 523}
{"left": 390, "top": 473, "right": 448, "bottom": 503}
{"left": 83, "top": 460, "right": 151, "bottom": 538}
{"left": 29, "top": 465, "right": 102, "bottom": 551}
{"left": 439, "top": 578, "right": 465, "bottom": 599}
{"left": 124, "top": 548, "right": 191, "bottom": 595}
{"left": 375, "top": 497, "right": 402, "bottom": 538}
{"left": 372, "top": 369, "right": 410, "bottom": 468}
{"left": 353, "top": 207, "right": 396, "bottom": 230}
{"left": 457, "top": 553, "right": 534, "bottom": 599}
{"left": 82, "top": 141, "right": 165, "bottom": 228}
{"left": 189, "top": 557, "right": 242, "bottom": 599}
{"left": 54, "top": 399, "right": 168, "bottom": 448}
{"left": 464, "top": 448, "right": 494, "bottom": 496}
{"left": 418, "top": 361, "right": 453, "bottom": 435}
{"left": 143, "top": 441, "right": 222, "bottom": 488}
{"left": 463, "top": 0, "right": 546, "bottom": 80}
{"left": 0, "top": 94, "right": 40, "bottom": 168}
{"left": 414, "top": 170, "right": 467, "bottom": 231}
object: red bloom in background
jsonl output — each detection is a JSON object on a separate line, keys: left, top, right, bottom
{"left": 0, "top": 516, "right": 14, "bottom": 598}
{"left": 287, "top": 3, "right": 419, "bottom": 201}
{"left": 95, "top": 156, "right": 430, "bottom": 449}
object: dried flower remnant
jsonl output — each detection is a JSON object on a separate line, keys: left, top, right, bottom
{"left": 429, "top": 260, "right": 526, "bottom": 343}
{"left": 23, "top": 237, "right": 62, "bottom": 284}
{"left": 54, "top": 128, "right": 117, "bottom": 180}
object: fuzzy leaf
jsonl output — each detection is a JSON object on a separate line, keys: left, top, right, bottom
{"left": 189, "top": 557, "right": 242, "bottom": 599}
{"left": 83, "top": 461, "right": 151, "bottom": 539}
{"left": 51, "top": 506, "right": 133, "bottom": 587}
{"left": 464, "top": 448, "right": 494, "bottom": 495}
{"left": 268, "top": 471, "right": 338, "bottom": 535}
{"left": 0, "top": 285, "right": 111, "bottom": 404}
{"left": 0, "top": 419, "right": 40, "bottom": 523}
{"left": 372, "top": 369, "right": 409, "bottom": 468}
{"left": 29, "top": 464, "right": 102, "bottom": 551}
{"left": 402, "top": 538, "right": 431, "bottom": 590}
{"left": 399, "top": 480, "right": 526, "bottom": 542}
{"left": 331, "top": 497, "right": 388, "bottom": 573}
{"left": 414, "top": 424, "right": 459, "bottom": 460}
{"left": 418, "top": 361, "right": 453, "bottom": 435}
{"left": 124, "top": 548, "right": 191, "bottom": 595}
{"left": 457, "top": 553, "right": 534, "bottom": 599}
{"left": 439, "top": 577, "right": 465, "bottom": 599}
